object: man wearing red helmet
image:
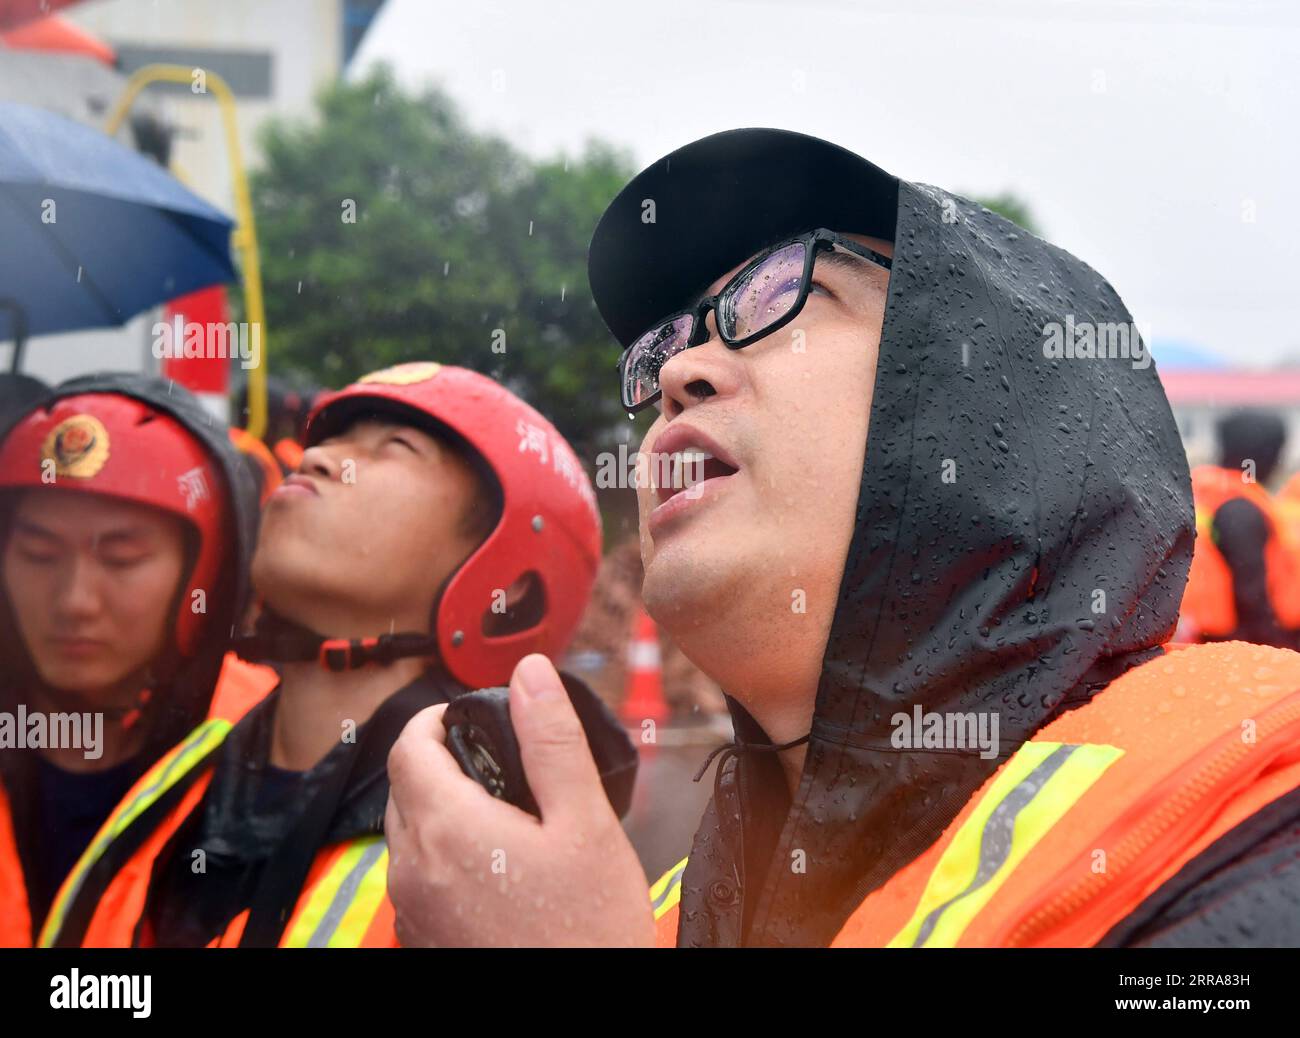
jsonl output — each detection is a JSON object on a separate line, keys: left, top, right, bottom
{"left": 46, "top": 361, "right": 602, "bottom": 947}
{"left": 0, "top": 373, "right": 271, "bottom": 948}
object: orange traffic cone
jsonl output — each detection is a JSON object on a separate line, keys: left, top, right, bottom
{"left": 622, "top": 607, "right": 670, "bottom": 726}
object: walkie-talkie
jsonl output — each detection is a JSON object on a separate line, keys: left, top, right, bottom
{"left": 444, "top": 672, "right": 638, "bottom": 819}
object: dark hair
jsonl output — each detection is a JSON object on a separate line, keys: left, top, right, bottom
{"left": 457, "top": 457, "right": 504, "bottom": 546}
{"left": 1217, "top": 409, "right": 1287, "bottom": 482}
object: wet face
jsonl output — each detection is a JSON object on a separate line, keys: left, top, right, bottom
{"left": 2, "top": 489, "right": 187, "bottom": 698}
{"left": 636, "top": 232, "right": 891, "bottom": 732}
{"left": 253, "top": 417, "right": 485, "bottom": 635}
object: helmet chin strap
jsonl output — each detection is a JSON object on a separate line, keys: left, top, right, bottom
{"left": 232, "top": 608, "right": 438, "bottom": 672}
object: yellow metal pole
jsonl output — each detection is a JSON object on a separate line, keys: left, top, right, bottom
{"left": 106, "top": 64, "right": 268, "bottom": 440}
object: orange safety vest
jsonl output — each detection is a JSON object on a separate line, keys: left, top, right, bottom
{"left": 0, "top": 653, "right": 277, "bottom": 948}
{"left": 208, "top": 838, "right": 397, "bottom": 948}
{"left": 53, "top": 708, "right": 397, "bottom": 949}
{"left": 1178, "top": 466, "right": 1300, "bottom": 638}
{"left": 650, "top": 640, "right": 1300, "bottom": 947}
{"left": 228, "top": 427, "right": 284, "bottom": 505}
{"left": 272, "top": 437, "right": 305, "bottom": 476}
{"left": 0, "top": 787, "right": 31, "bottom": 947}
{"left": 69, "top": 793, "right": 396, "bottom": 948}
{"left": 1275, "top": 472, "right": 1300, "bottom": 551}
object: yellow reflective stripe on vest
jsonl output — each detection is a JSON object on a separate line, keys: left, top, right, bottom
{"left": 649, "top": 856, "right": 688, "bottom": 921}
{"left": 37, "top": 717, "right": 232, "bottom": 948}
{"left": 1194, "top": 507, "right": 1214, "bottom": 541}
{"left": 887, "top": 741, "right": 1124, "bottom": 948}
{"left": 283, "top": 835, "right": 389, "bottom": 948}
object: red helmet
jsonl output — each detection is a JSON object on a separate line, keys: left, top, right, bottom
{"left": 0, "top": 392, "right": 230, "bottom": 657}
{"left": 306, "top": 362, "right": 603, "bottom": 689}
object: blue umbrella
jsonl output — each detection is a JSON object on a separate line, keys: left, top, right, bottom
{"left": 1149, "top": 338, "right": 1227, "bottom": 371}
{"left": 0, "top": 101, "right": 236, "bottom": 367}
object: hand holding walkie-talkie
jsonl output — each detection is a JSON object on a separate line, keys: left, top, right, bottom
{"left": 443, "top": 671, "right": 638, "bottom": 819}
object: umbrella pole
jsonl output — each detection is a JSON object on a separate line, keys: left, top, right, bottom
{"left": 0, "top": 299, "right": 28, "bottom": 373}
{"left": 105, "top": 65, "right": 269, "bottom": 440}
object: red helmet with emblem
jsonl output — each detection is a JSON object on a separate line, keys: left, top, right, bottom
{"left": 0, "top": 392, "right": 231, "bottom": 657}
{"left": 305, "top": 362, "right": 603, "bottom": 689}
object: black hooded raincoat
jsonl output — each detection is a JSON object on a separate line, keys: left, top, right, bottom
{"left": 589, "top": 129, "right": 1300, "bottom": 947}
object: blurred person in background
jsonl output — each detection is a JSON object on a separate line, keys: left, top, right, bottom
{"left": 1178, "top": 409, "right": 1300, "bottom": 647}
{"left": 229, "top": 426, "right": 284, "bottom": 507}
{"left": 236, "top": 374, "right": 321, "bottom": 477}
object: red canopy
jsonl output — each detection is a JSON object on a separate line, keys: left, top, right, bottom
{"left": 0, "top": 0, "right": 85, "bottom": 32}
{"left": 1160, "top": 369, "right": 1300, "bottom": 407}
{"left": 1, "top": 10, "right": 113, "bottom": 67}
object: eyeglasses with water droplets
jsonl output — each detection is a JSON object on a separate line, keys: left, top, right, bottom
{"left": 617, "top": 228, "right": 892, "bottom": 414}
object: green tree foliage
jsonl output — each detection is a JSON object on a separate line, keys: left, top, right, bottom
{"left": 971, "top": 191, "right": 1042, "bottom": 236}
{"left": 249, "top": 65, "right": 635, "bottom": 459}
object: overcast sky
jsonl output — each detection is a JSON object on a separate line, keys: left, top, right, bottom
{"left": 355, "top": 0, "right": 1300, "bottom": 367}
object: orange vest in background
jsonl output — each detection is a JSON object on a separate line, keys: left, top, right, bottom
{"left": 1177, "top": 465, "right": 1300, "bottom": 638}
{"left": 651, "top": 641, "right": 1300, "bottom": 947}
{"left": 1274, "top": 473, "right": 1300, "bottom": 553}
{"left": 0, "top": 654, "right": 278, "bottom": 949}
{"left": 272, "top": 437, "right": 304, "bottom": 475}
{"left": 228, "top": 428, "right": 283, "bottom": 505}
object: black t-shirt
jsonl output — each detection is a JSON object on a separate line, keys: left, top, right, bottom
{"left": 29, "top": 755, "right": 140, "bottom": 927}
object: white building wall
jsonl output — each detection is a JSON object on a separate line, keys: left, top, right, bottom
{"left": 66, "top": 0, "right": 344, "bottom": 217}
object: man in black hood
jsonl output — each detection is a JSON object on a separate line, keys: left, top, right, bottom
{"left": 386, "top": 129, "right": 1300, "bottom": 948}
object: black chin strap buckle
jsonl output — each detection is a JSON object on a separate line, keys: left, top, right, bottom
{"left": 318, "top": 638, "right": 367, "bottom": 672}
{"left": 234, "top": 618, "right": 439, "bottom": 670}
{"left": 317, "top": 633, "right": 439, "bottom": 671}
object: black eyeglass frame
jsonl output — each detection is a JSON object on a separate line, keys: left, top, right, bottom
{"left": 616, "top": 227, "right": 893, "bottom": 413}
